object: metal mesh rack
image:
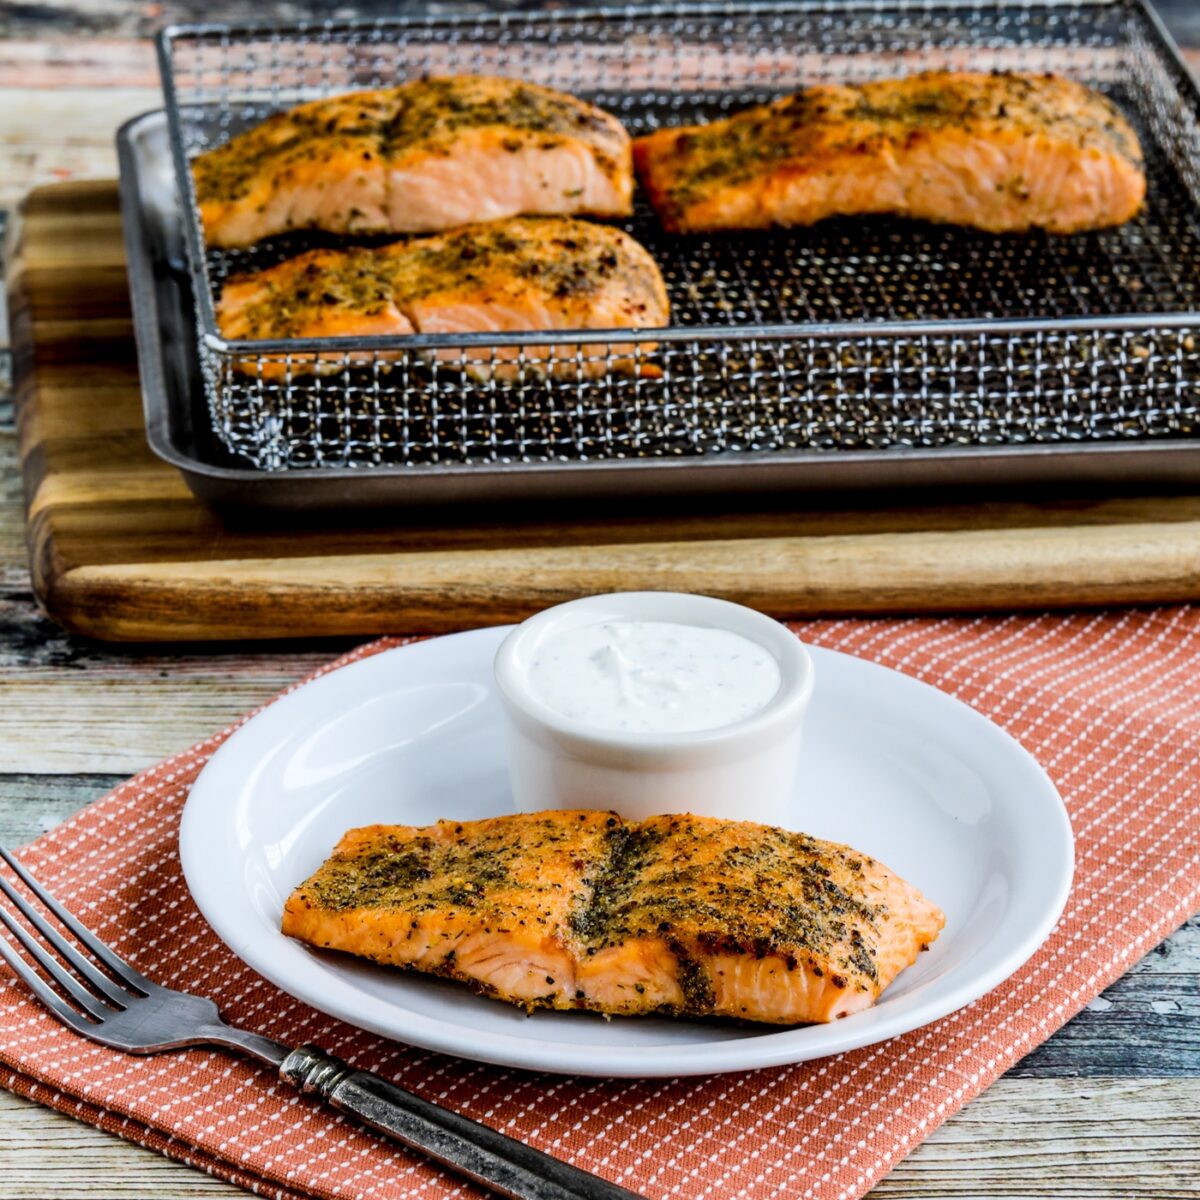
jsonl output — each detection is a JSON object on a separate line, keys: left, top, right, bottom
{"left": 157, "top": 1, "right": 1200, "bottom": 474}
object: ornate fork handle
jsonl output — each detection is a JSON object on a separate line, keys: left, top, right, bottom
{"left": 281, "top": 1045, "right": 642, "bottom": 1200}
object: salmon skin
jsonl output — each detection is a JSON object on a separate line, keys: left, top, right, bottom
{"left": 634, "top": 70, "right": 1145, "bottom": 235}
{"left": 282, "top": 811, "right": 945, "bottom": 1025}
{"left": 215, "top": 217, "right": 668, "bottom": 379}
{"left": 193, "top": 76, "right": 633, "bottom": 248}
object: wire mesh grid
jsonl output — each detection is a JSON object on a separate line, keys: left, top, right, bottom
{"left": 159, "top": 1, "right": 1200, "bottom": 471}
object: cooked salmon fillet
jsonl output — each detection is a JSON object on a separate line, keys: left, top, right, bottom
{"left": 215, "top": 217, "right": 668, "bottom": 379}
{"left": 193, "top": 76, "right": 633, "bottom": 247}
{"left": 282, "top": 811, "right": 944, "bottom": 1024}
{"left": 634, "top": 70, "right": 1145, "bottom": 235}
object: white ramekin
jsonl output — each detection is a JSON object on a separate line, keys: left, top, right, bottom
{"left": 492, "top": 591, "right": 814, "bottom": 824}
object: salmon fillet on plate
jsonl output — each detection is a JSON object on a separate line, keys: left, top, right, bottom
{"left": 634, "top": 70, "right": 1145, "bottom": 235}
{"left": 193, "top": 76, "right": 634, "bottom": 247}
{"left": 282, "top": 811, "right": 945, "bottom": 1024}
{"left": 215, "top": 217, "right": 669, "bottom": 379}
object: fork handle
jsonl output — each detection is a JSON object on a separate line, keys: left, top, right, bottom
{"left": 280, "top": 1045, "right": 644, "bottom": 1200}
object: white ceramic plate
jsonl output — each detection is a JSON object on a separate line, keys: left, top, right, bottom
{"left": 180, "top": 627, "right": 1073, "bottom": 1078}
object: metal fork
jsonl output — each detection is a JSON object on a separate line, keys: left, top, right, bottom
{"left": 0, "top": 847, "right": 643, "bottom": 1200}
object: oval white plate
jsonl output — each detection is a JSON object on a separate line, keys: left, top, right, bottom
{"left": 180, "top": 627, "right": 1073, "bottom": 1078}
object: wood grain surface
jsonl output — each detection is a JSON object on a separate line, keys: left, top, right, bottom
{"left": 1, "top": 5, "right": 1199, "bottom": 1199}
{"left": 10, "top": 181, "right": 1200, "bottom": 642}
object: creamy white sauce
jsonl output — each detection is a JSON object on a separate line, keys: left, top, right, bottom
{"left": 526, "top": 619, "right": 781, "bottom": 733}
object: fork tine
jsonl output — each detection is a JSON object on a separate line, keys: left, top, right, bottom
{"left": 0, "top": 847, "right": 154, "bottom": 994}
{"left": 0, "top": 873, "right": 136, "bottom": 1009}
{"left": 0, "top": 929, "right": 92, "bottom": 1033}
{"left": 0, "top": 902, "right": 116, "bottom": 1021}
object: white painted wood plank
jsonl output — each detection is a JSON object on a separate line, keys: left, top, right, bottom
{"left": 0, "top": 659, "right": 332, "bottom": 772}
{"left": 877, "top": 1077, "right": 1200, "bottom": 1197}
{"left": 0, "top": 37, "right": 157, "bottom": 86}
{"left": 0, "top": 88, "right": 159, "bottom": 210}
{"left": 0, "top": 774, "right": 123, "bottom": 844}
{"left": 0, "top": 1090, "right": 240, "bottom": 1197}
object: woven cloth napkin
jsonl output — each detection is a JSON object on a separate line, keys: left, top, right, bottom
{"left": 3, "top": 609, "right": 1200, "bottom": 1200}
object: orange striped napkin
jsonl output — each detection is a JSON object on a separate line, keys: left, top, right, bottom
{"left": 2, "top": 609, "right": 1199, "bottom": 1200}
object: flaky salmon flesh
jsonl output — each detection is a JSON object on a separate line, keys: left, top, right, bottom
{"left": 193, "top": 76, "right": 633, "bottom": 247}
{"left": 215, "top": 217, "right": 668, "bottom": 380}
{"left": 282, "top": 811, "right": 944, "bottom": 1024}
{"left": 634, "top": 70, "right": 1145, "bottom": 235}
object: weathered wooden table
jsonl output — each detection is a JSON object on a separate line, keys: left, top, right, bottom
{"left": 1, "top": 3, "right": 1197, "bottom": 1196}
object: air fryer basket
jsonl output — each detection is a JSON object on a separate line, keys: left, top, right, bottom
{"left": 157, "top": 1, "right": 1200, "bottom": 475}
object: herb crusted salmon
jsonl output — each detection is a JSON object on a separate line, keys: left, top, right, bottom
{"left": 194, "top": 76, "right": 634, "bottom": 248}
{"left": 281, "top": 811, "right": 944, "bottom": 1024}
{"left": 215, "top": 217, "right": 668, "bottom": 379}
{"left": 633, "top": 70, "right": 1146, "bottom": 235}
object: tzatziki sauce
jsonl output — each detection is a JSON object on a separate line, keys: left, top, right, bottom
{"left": 525, "top": 619, "right": 781, "bottom": 734}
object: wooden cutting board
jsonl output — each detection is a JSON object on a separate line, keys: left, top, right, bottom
{"left": 10, "top": 180, "right": 1200, "bottom": 643}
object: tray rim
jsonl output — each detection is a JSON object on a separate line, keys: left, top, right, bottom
{"left": 118, "top": 109, "right": 1200, "bottom": 511}
{"left": 156, "top": 0, "right": 1200, "bottom": 358}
